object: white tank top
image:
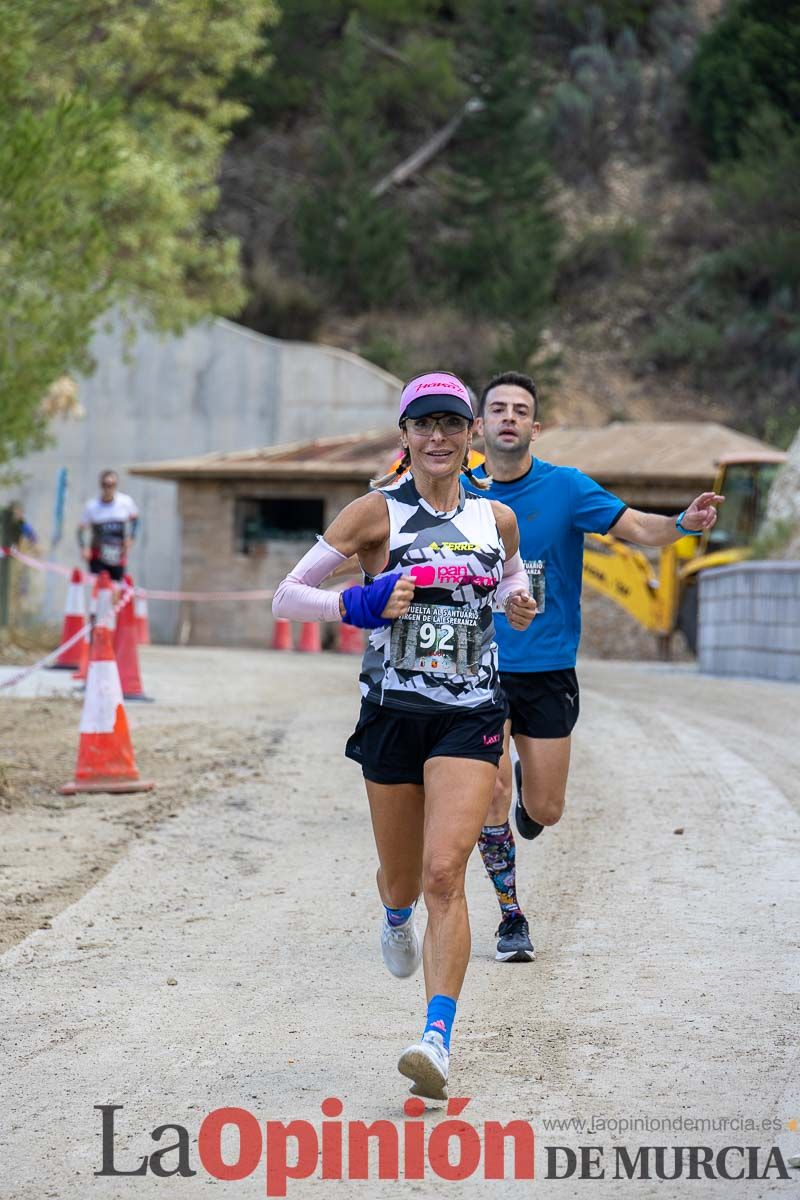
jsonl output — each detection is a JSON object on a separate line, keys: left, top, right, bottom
{"left": 359, "top": 473, "right": 505, "bottom": 713}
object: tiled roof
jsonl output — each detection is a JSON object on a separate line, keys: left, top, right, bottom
{"left": 130, "top": 422, "right": 784, "bottom": 483}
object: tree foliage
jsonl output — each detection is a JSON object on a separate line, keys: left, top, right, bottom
{"left": 643, "top": 110, "right": 800, "bottom": 443}
{"left": 538, "top": 0, "right": 659, "bottom": 45}
{"left": 296, "top": 14, "right": 412, "bottom": 309}
{"left": 439, "top": 0, "right": 559, "bottom": 367}
{"left": 687, "top": 0, "right": 800, "bottom": 161}
{"left": 229, "top": 0, "right": 450, "bottom": 128}
{"left": 0, "top": 0, "right": 274, "bottom": 467}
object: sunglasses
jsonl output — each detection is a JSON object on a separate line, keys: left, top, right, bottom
{"left": 404, "top": 415, "right": 470, "bottom": 436}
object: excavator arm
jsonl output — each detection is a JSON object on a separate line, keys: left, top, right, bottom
{"left": 582, "top": 535, "right": 682, "bottom": 636}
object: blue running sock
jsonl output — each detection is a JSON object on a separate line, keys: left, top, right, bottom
{"left": 385, "top": 904, "right": 413, "bottom": 927}
{"left": 424, "top": 994, "right": 457, "bottom": 1051}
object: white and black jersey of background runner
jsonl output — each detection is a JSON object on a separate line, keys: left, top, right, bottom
{"left": 360, "top": 474, "right": 506, "bottom": 712}
{"left": 81, "top": 493, "right": 139, "bottom": 565}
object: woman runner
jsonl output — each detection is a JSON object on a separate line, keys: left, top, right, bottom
{"left": 272, "top": 371, "right": 536, "bottom": 1099}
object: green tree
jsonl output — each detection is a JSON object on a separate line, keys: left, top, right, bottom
{"left": 229, "top": 0, "right": 453, "bottom": 128}
{"left": 687, "top": 0, "right": 800, "bottom": 161}
{"left": 438, "top": 0, "right": 560, "bottom": 367}
{"left": 296, "top": 14, "right": 412, "bottom": 309}
{"left": 539, "top": 0, "right": 658, "bottom": 45}
{"left": 0, "top": 0, "right": 274, "bottom": 468}
{"left": 643, "top": 110, "right": 800, "bottom": 443}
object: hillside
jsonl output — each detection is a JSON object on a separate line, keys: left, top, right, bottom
{"left": 215, "top": 0, "right": 798, "bottom": 441}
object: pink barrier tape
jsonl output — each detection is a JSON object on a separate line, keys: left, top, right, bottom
{"left": 7, "top": 547, "right": 75, "bottom": 579}
{"left": 0, "top": 588, "right": 133, "bottom": 691}
{"left": 0, "top": 623, "right": 91, "bottom": 690}
{"left": 5, "top": 548, "right": 275, "bottom": 602}
{"left": 140, "top": 587, "right": 275, "bottom": 601}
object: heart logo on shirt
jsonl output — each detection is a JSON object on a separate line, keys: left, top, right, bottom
{"left": 409, "top": 565, "right": 436, "bottom": 587}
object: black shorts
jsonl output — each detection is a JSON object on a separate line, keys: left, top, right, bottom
{"left": 345, "top": 699, "right": 507, "bottom": 786}
{"left": 500, "top": 669, "right": 580, "bottom": 740}
{"left": 89, "top": 559, "right": 124, "bottom": 582}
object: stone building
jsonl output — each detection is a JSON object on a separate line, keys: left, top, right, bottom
{"left": 131, "top": 420, "right": 784, "bottom": 647}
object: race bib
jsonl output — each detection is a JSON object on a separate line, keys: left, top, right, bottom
{"left": 524, "top": 559, "right": 545, "bottom": 614}
{"left": 389, "top": 603, "right": 481, "bottom": 676}
{"left": 98, "top": 541, "right": 123, "bottom": 566}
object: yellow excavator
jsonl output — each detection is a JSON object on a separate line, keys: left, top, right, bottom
{"left": 582, "top": 452, "right": 786, "bottom": 655}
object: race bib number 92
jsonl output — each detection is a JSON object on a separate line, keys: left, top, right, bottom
{"left": 389, "top": 603, "right": 481, "bottom": 676}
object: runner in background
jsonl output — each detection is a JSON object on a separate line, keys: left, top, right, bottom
{"left": 466, "top": 372, "right": 723, "bottom": 963}
{"left": 77, "top": 470, "right": 139, "bottom": 582}
{"left": 273, "top": 370, "right": 536, "bottom": 1099}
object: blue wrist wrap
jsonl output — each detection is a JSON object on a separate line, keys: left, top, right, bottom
{"left": 675, "top": 510, "right": 702, "bottom": 536}
{"left": 341, "top": 572, "right": 400, "bottom": 628}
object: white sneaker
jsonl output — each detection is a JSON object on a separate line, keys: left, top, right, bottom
{"left": 398, "top": 1030, "right": 449, "bottom": 1100}
{"left": 380, "top": 906, "right": 422, "bottom": 978}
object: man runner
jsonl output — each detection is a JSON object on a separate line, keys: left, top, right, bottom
{"left": 78, "top": 470, "right": 139, "bottom": 582}
{"left": 465, "top": 371, "right": 723, "bottom": 963}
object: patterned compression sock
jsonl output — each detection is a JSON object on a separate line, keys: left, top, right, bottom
{"left": 385, "top": 904, "right": 414, "bottom": 927}
{"left": 423, "top": 994, "right": 457, "bottom": 1051}
{"left": 478, "top": 822, "right": 523, "bottom": 919}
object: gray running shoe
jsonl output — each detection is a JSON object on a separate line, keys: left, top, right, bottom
{"left": 380, "top": 905, "right": 421, "bottom": 978}
{"left": 398, "top": 1030, "right": 449, "bottom": 1100}
{"left": 496, "top": 913, "right": 535, "bottom": 963}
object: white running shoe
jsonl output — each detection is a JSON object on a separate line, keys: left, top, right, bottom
{"left": 398, "top": 1030, "right": 449, "bottom": 1100}
{"left": 380, "top": 906, "right": 422, "bottom": 978}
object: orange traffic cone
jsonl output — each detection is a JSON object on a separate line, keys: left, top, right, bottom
{"left": 60, "top": 624, "right": 154, "bottom": 795}
{"left": 297, "top": 622, "right": 322, "bottom": 653}
{"left": 52, "top": 568, "right": 87, "bottom": 669}
{"left": 114, "top": 579, "right": 151, "bottom": 701}
{"left": 72, "top": 572, "right": 111, "bottom": 682}
{"left": 272, "top": 618, "right": 293, "bottom": 651}
{"left": 130, "top": 577, "right": 151, "bottom": 645}
{"left": 338, "top": 623, "right": 365, "bottom": 655}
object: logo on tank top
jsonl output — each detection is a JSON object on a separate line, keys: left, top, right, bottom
{"left": 410, "top": 564, "right": 495, "bottom": 589}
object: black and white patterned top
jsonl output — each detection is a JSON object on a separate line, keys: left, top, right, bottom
{"left": 359, "top": 473, "right": 505, "bottom": 713}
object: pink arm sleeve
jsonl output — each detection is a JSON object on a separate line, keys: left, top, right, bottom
{"left": 272, "top": 539, "right": 348, "bottom": 622}
{"left": 494, "top": 551, "right": 530, "bottom": 607}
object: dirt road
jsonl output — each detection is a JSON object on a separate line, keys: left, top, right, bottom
{"left": 1, "top": 648, "right": 798, "bottom": 1198}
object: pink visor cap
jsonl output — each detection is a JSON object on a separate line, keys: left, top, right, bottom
{"left": 398, "top": 371, "right": 475, "bottom": 424}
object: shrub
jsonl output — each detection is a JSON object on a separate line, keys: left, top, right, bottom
{"left": 237, "top": 257, "right": 324, "bottom": 341}
{"left": 558, "top": 222, "right": 648, "bottom": 291}
{"left": 686, "top": 0, "right": 800, "bottom": 161}
{"left": 641, "top": 108, "right": 800, "bottom": 439}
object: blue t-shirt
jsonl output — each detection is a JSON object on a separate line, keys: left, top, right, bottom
{"left": 464, "top": 458, "right": 626, "bottom": 672}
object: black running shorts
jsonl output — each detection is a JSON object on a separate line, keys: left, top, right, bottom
{"left": 345, "top": 699, "right": 507, "bottom": 786}
{"left": 500, "top": 668, "right": 580, "bottom": 740}
{"left": 89, "top": 559, "right": 124, "bottom": 582}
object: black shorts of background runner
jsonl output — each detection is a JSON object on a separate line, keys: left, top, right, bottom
{"left": 345, "top": 699, "right": 507, "bottom": 786}
{"left": 89, "top": 560, "right": 124, "bottom": 582}
{"left": 501, "top": 668, "right": 580, "bottom": 739}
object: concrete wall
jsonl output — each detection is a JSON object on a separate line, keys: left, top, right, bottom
{"left": 0, "top": 313, "right": 400, "bottom": 641}
{"left": 698, "top": 562, "right": 800, "bottom": 682}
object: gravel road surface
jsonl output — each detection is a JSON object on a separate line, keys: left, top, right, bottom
{"left": 1, "top": 648, "right": 798, "bottom": 1198}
